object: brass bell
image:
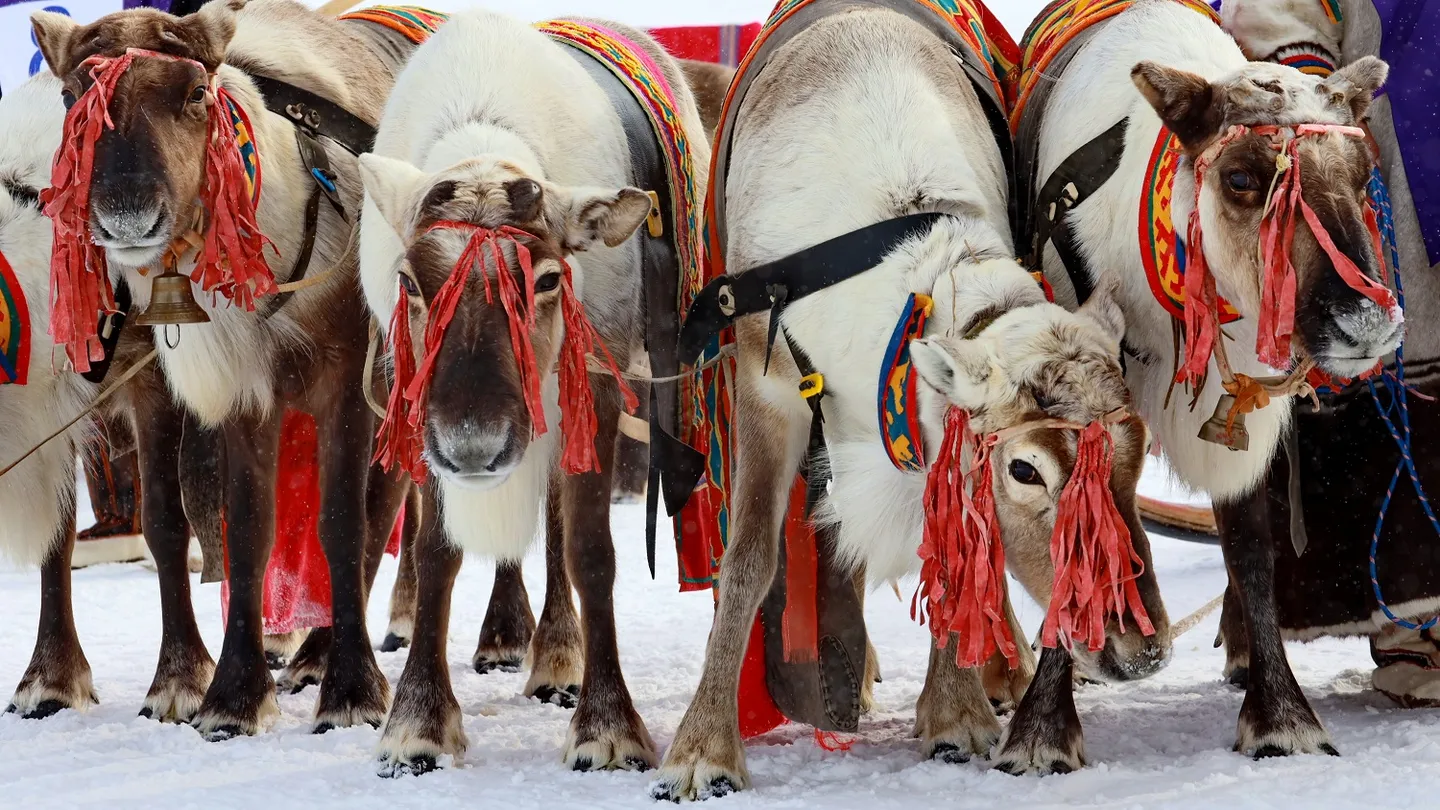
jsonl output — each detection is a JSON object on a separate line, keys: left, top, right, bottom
{"left": 1197, "top": 393, "right": 1249, "bottom": 451}
{"left": 134, "top": 269, "right": 210, "bottom": 327}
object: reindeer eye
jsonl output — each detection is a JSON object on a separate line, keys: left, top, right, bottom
{"left": 62, "top": 90, "right": 77, "bottom": 110}
{"left": 1009, "top": 459, "right": 1045, "bottom": 487}
{"left": 398, "top": 273, "right": 419, "bottom": 297}
{"left": 1227, "top": 171, "right": 1258, "bottom": 193}
{"left": 535, "top": 272, "right": 561, "bottom": 293}
{"left": 188, "top": 85, "right": 208, "bottom": 104}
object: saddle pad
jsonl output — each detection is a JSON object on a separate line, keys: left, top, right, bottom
{"left": 337, "top": 5, "right": 448, "bottom": 43}
{"left": 0, "top": 249, "right": 29, "bottom": 385}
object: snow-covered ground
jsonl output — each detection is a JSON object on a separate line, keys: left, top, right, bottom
{"left": 1, "top": 504, "right": 1432, "bottom": 810}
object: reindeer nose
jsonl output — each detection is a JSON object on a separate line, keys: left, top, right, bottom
{"left": 92, "top": 202, "right": 168, "bottom": 245}
{"left": 1334, "top": 301, "right": 1403, "bottom": 356}
{"left": 429, "top": 422, "right": 520, "bottom": 477}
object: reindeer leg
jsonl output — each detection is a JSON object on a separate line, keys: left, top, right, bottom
{"left": 524, "top": 474, "right": 582, "bottom": 707}
{"left": 983, "top": 587, "right": 1036, "bottom": 714}
{"left": 914, "top": 634, "right": 1002, "bottom": 764}
{"left": 650, "top": 370, "right": 807, "bottom": 801}
{"left": 312, "top": 386, "right": 390, "bottom": 732}
{"left": 7, "top": 500, "right": 96, "bottom": 718}
{"left": 993, "top": 646, "right": 1084, "bottom": 775}
{"left": 472, "top": 561, "right": 536, "bottom": 674}
{"left": 376, "top": 485, "right": 467, "bottom": 777}
{"left": 277, "top": 627, "right": 329, "bottom": 694}
{"left": 192, "top": 414, "right": 282, "bottom": 740}
{"left": 1219, "top": 580, "right": 1249, "bottom": 688}
{"left": 263, "top": 630, "right": 307, "bottom": 670}
{"left": 136, "top": 404, "right": 214, "bottom": 723}
{"left": 1215, "top": 486, "right": 1335, "bottom": 757}
{"left": 853, "top": 567, "right": 880, "bottom": 715}
{"left": 562, "top": 388, "right": 654, "bottom": 772}
{"left": 381, "top": 495, "right": 420, "bottom": 653}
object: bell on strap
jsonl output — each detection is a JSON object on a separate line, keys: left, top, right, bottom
{"left": 1197, "top": 393, "right": 1249, "bottom": 451}
{"left": 134, "top": 268, "right": 210, "bottom": 327}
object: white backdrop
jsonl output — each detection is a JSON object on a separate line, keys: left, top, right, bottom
{"left": 0, "top": 0, "right": 122, "bottom": 99}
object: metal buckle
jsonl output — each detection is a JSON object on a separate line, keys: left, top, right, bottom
{"left": 799, "top": 373, "right": 824, "bottom": 399}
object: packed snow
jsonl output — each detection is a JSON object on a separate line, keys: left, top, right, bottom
{"left": 1, "top": 502, "right": 1435, "bottom": 810}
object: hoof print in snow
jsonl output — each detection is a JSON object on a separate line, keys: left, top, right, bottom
{"left": 531, "top": 684, "right": 580, "bottom": 708}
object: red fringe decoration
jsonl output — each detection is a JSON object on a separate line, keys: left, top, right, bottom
{"left": 373, "top": 223, "right": 635, "bottom": 481}
{"left": 1041, "top": 422, "right": 1155, "bottom": 652}
{"left": 40, "top": 49, "right": 274, "bottom": 372}
{"left": 913, "top": 407, "right": 1018, "bottom": 670}
{"left": 194, "top": 86, "right": 274, "bottom": 309}
{"left": 1176, "top": 124, "right": 1398, "bottom": 385}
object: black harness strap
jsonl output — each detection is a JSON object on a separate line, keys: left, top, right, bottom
{"left": 557, "top": 41, "right": 699, "bottom": 578}
{"left": 250, "top": 75, "right": 377, "bottom": 156}
{"left": 782, "top": 329, "right": 830, "bottom": 514}
{"left": 1023, "top": 116, "right": 1128, "bottom": 307}
{"left": 679, "top": 212, "right": 947, "bottom": 362}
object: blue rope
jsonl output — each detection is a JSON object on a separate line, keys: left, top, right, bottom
{"left": 1365, "top": 166, "right": 1440, "bottom": 631}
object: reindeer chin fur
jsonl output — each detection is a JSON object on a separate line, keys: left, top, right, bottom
{"left": 438, "top": 377, "right": 559, "bottom": 562}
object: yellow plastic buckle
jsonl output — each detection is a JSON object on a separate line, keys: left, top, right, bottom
{"left": 645, "top": 190, "right": 664, "bottom": 238}
{"left": 798, "top": 373, "right": 824, "bottom": 400}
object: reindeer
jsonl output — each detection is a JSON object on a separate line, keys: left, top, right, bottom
{"left": 356, "top": 10, "right": 710, "bottom": 775}
{"left": 29, "top": 0, "right": 414, "bottom": 737}
{"left": 650, "top": 6, "right": 1171, "bottom": 800}
{"left": 1, "top": 71, "right": 216, "bottom": 724}
{"left": 1018, "top": 0, "right": 1396, "bottom": 756}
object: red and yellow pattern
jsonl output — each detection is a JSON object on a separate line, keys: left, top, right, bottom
{"left": 1011, "top": 0, "right": 1220, "bottom": 131}
{"left": 1139, "top": 129, "right": 1241, "bottom": 324}
{"left": 337, "top": 5, "right": 448, "bottom": 43}
{"left": 0, "top": 249, "right": 29, "bottom": 386}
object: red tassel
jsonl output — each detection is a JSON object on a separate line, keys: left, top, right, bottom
{"left": 1175, "top": 206, "right": 1219, "bottom": 387}
{"left": 372, "top": 289, "right": 424, "bottom": 480}
{"left": 1041, "top": 422, "right": 1154, "bottom": 652}
{"left": 41, "top": 53, "right": 133, "bottom": 373}
{"left": 372, "top": 222, "right": 635, "bottom": 482}
{"left": 557, "top": 262, "right": 638, "bottom": 474}
{"left": 192, "top": 85, "right": 275, "bottom": 308}
{"left": 40, "top": 49, "right": 274, "bottom": 372}
{"left": 912, "top": 407, "right": 1018, "bottom": 669}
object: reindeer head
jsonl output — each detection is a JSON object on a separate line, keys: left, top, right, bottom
{"left": 360, "top": 153, "right": 650, "bottom": 488}
{"left": 910, "top": 289, "right": 1172, "bottom": 681}
{"left": 31, "top": 0, "right": 243, "bottom": 269}
{"left": 1132, "top": 58, "right": 1400, "bottom": 379}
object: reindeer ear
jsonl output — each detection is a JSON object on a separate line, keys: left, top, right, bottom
{"left": 359, "top": 154, "right": 428, "bottom": 239}
{"left": 30, "top": 12, "right": 80, "bottom": 77}
{"left": 1078, "top": 281, "right": 1126, "bottom": 347}
{"left": 548, "top": 185, "right": 652, "bottom": 252}
{"left": 1321, "top": 56, "right": 1388, "bottom": 123}
{"left": 1131, "top": 61, "right": 1222, "bottom": 150}
{"left": 911, "top": 336, "right": 992, "bottom": 411}
{"left": 178, "top": 0, "right": 245, "bottom": 70}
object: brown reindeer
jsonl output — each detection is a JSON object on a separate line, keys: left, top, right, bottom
{"left": 30, "top": 0, "right": 411, "bottom": 737}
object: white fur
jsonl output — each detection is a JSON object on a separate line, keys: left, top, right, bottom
{"left": 358, "top": 11, "right": 693, "bottom": 560}
{"left": 1035, "top": 1, "right": 1345, "bottom": 500}
{"left": 0, "top": 72, "right": 96, "bottom": 566}
{"left": 1222, "top": 0, "right": 1342, "bottom": 63}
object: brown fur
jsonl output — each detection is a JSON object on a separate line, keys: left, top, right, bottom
{"left": 678, "top": 59, "right": 734, "bottom": 141}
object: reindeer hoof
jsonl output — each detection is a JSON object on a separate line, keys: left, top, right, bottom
{"left": 378, "top": 754, "right": 438, "bottom": 778}
{"left": 18, "top": 699, "right": 67, "bottom": 720}
{"left": 379, "top": 633, "right": 410, "bottom": 653}
{"left": 138, "top": 706, "right": 154, "bottom": 719}
{"left": 474, "top": 657, "right": 523, "bottom": 675}
{"left": 929, "top": 743, "right": 974, "bottom": 765}
{"left": 264, "top": 651, "right": 288, "bottom": 671}
{"left": 200, "top": 724, "right": 245, "bottom": 742}
{"left": 532, "top": 684, "right": 580, "bottom": 708}
{"left": 1226, "top": 666, "right": 1250, "bottom": 689}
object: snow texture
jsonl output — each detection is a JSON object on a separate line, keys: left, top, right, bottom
{"left": 0, "top": 503, "right": 1431, "bottom": 810}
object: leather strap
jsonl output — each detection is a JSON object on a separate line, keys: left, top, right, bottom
{"left": 1023, "top": 116, "right": 1129, "bottom": 306}
{"left": 679, "top": 212, "right": 947, "bottom": 362}
{"left": 251, "top": 74, "right": 377, "bottom": 156}
{"left": 556, "top": 40, "right": 696, "bottom": 577}
{"left": 80, "top": 279, "right": 131, "bottom": 384}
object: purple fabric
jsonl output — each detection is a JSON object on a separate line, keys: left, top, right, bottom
{"left": 1370, "top": 0, "right": 1440, "bottom": 266}
{"left": 124, "top": 0, "right": 169, "bottom": 8}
